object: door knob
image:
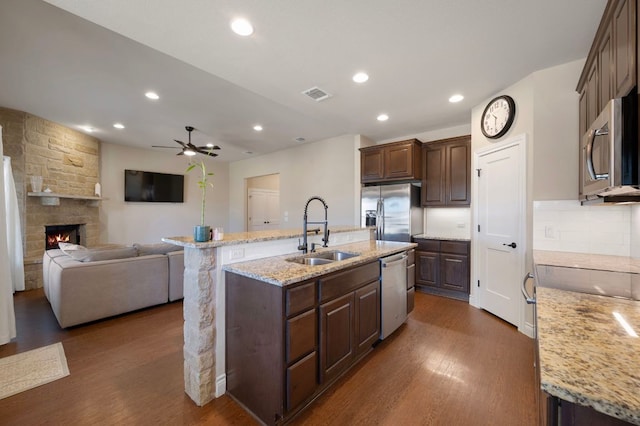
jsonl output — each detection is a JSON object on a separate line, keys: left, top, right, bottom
{"left": 503, "top": 242, "right": 517, "bottom": 249}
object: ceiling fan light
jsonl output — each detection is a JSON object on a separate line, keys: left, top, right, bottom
{"left": 184, "top": 149, "right": 196, "bottom": 156}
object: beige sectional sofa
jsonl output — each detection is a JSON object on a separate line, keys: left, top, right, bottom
{"left": 42, "top": 243, "right": 184, "bottom": 328}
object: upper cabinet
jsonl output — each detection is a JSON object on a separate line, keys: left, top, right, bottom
{"left": 577, "top": 0, "right": 636, "bottom": 138}
{"left": 422, "top": 135, "right": 471, "bottom": 207}
{"left": 360, "top": 139, "right": 423, "bottom": 183}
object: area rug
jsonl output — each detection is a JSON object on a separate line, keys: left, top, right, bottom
{"left": 0, "top": 342, "right": 70, "bottom": 399}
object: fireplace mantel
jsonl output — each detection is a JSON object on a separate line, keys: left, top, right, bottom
{"left": 28, "top": 192, "right": 106, "bottom": 207}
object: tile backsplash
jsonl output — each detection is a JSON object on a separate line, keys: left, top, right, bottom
{"left": 424, "top": 208, "right": 471, "bottom": 239}
{"left": 533, "top": 200, "right": 632, "bottom": 256}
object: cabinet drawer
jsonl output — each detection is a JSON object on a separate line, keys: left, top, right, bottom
{"left": 407, "top": 287, "right": 415, "bottom": 314}
{"left": 441, "top": 240, "right": 469, "bottom": 255}
{"left": 319, "top": 261, "right": 379, "bottom": 303}
{"left": 286, "top": 280, "right": 316, "bottom": 317}
{"left": 407, "top": 249, "right": 415, "bottom": 265}
{"left": 415, "top": 239, "right": 440, "bottom": 252}
{"left": 286, "top": 309, "right": 317, "bottom": 364}
{"left": 286, "top": 351, "right": 318, "bottom": 412}
{"left": 407, "top": 264, "right": 415, "bottom": 289}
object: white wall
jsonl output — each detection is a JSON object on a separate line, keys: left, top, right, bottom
{"left": 100, "top": 143, "right": 229, "bottom": 244}
{"left": 379, "top": 123, "right": 471, "bottom": 145}
{"left": 532, "top": 59, "right": 583, "bottom": 200}
{"left": 228, "top": 134, "right": 360, "bottom": 233}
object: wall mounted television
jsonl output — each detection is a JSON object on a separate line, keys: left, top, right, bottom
{"left": 124, "top": 169, "right": 184, "bottom": 203}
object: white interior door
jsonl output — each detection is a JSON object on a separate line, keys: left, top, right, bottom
{"left": 248, "top": 189, "right": 280, "bottom": 231}
{"left": 476, "top": 137, "right": 526, "bottom": 327}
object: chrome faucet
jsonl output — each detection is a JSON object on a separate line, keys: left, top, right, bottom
{"left": 297, "top": 196, "right": 329, "bottom": 254}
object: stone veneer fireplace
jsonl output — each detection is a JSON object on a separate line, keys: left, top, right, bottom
{"left": 0, "top": 106, "right": 101, "bottom": 289}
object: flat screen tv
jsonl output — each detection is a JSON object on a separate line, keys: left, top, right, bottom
{"left": 124, "top": 169, "right": 184, "bottom": 203}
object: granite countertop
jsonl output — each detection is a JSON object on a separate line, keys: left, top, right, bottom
{"left": 534, "top": 249, "right": 640, "bottom": 274}
{"left": 163, "top": 225, "right": 371, "bottom": 248}
{"left": 223, "top": 240, "right": 416, "bottom": 287}
{"left": 412, "top": 234, "right": 470, "bottom": 242}
{"left": 536, "top": 287, "right": 640, "bottom": 424}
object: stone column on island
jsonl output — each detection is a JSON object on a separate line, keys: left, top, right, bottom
{"left": 162, "top": 237, "right": 219, "bottom": 406}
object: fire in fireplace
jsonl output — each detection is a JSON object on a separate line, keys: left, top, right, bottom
{"left": 45, "top": 224, "right": 82, "bottom": 250}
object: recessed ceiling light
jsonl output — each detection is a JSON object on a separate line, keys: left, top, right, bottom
{"left": 80, "top": 125, "right": 94, "bottom": 133}
{"left": 231, "top": 18, "right": 254, "bottom": 36}
{"left": 449, "top": 94, "right": 464, "bottom": 103}
{"left": 352, "top": 72, "right": 369, "bottom": 83}
{"left": 377, "top": 114, "right": 389, "bottom": 122}
{"left": 113, "top": 123, "right": 125, "bottom": 129}
{"left": 145, "top": 91, "right": 159, "bottom": 100}
{"left": 253, "top": 124, "right": 263, "bottom": 131}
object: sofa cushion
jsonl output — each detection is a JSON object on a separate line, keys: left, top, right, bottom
{"left": 133, "top": 242, "right": 183, "bottom": 256}
{"left": 78, "top": 246, "right": 138, "bottom": 262}
{"left": 58, "top": 243, "right": 89, "bottom": 260}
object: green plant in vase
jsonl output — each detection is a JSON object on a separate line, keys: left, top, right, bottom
{"left": 186, "top": 158, "right": 214, "bottom": 242}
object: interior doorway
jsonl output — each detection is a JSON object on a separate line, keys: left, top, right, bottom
{"left": 246, "top": 174, "right": 280, "bottom": 232}
{"left": 474, "top": 135, "right": 527, "bottom": 330}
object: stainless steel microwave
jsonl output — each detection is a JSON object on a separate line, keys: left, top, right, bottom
{"left": 581, "top": 94, "right": 640, "bottom": 202}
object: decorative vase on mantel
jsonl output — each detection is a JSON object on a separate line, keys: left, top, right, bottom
{"left": 193, "top": 225, "right": 211, "bottom": 242}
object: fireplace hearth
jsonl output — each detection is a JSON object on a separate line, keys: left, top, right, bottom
{"left": 45, "top": 224, "right": 82, "bottom": 250}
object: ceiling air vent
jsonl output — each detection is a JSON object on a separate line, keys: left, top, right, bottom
{"left": 302, "top": 86, "right": 331, "bottom": 102}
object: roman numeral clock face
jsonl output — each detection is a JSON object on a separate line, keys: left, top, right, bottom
{"left": 481, "top": 95, "right": 516, "bottom": 139}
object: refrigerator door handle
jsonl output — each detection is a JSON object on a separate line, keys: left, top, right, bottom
{"left": 379, "top": 197, "right": 384, "bottom": 239}
{"left": 376, "top": 198, "right": 383, "bottom": 240}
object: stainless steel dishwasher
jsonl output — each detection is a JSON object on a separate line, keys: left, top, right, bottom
{"left": 380, "top": 252, "right": 408, "bottom": 339}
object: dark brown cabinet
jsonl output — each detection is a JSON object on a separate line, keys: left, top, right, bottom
{"left": 360, "top": 139, "right": 422, "bottom": 183}
{"left": 226, "top": 259, "right": 381, "bottom": 425}
{"left": 577, "top": 0, "right": 636, "bottom": 139}
{"left": 422, "top": 135, "right": 470, "bottom": 207}
{"left": 320, "top": 292, "right": 355, "bottom": 383}
{"left": 414, "top": 238, "right": 470, "bottom": 300}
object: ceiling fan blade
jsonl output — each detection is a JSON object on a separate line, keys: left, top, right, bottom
{"left": 152, "top": 145, "right": 179, "bottom": 149}
{"left": 195, "top": 145, "right": 221, "bottom": 150}
{"left": 176, "top": 151, "right": 184, "bottom": 156}
{"left": 174, "top": 139, "right": 188, "bottom": 148}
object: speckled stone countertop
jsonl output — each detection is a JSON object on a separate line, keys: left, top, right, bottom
{"left": 534, "top": 249, "right": 640, "bottom": 274}
{"left": 537, "top": 287, "right": 640, "bottom": 424}
{"left": 412, "top": 234, "right": 470, "bottom": 242}
{"left": 223, "top": 240, "right": 416, "bottom": 287}
{"left": 162, "top": 226, "right": 371, "bottom": 248}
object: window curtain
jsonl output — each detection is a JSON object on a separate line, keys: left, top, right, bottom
{"left": 4, "top": 155, "right": 24, "bottom": 292}
{"left": 0, "top": 125, "right": 17, "bottom": 345}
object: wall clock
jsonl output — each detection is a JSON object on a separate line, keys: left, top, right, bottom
{"left": 481, "top": 95, "right": 516, "bottom": 139}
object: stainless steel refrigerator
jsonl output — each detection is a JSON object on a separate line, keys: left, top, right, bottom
{"left": 361, "top": 183, "right": 422, "bottom": 242}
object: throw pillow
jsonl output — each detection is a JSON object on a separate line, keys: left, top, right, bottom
{"left": 80, "top": 246, "right": 138, "bottom": 262}
{"left": 133, "top": 242, "right": 182, "bottom": 256}
{"left": 58, "top": 243, "right": 90, "bottom": 261}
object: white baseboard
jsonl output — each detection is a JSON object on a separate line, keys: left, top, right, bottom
{"left": 215, "top": 374, "right": 226, "bottom": 398}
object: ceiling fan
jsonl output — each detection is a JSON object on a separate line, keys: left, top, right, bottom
{"left": 152, "top": 126, "right": 221, "bottom": 157}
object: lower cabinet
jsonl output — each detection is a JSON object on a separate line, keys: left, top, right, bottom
{"left": 226, "top": 259, "right": 381, "bottom": 425}
{"left": 414, "top": 238, "right": 470, "bottom": 300}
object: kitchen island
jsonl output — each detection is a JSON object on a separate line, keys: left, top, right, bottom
{"left": 536, "top": 287, "right": 640, "bottom": 425}
{"left": 224, "top": 239, "right": 416, "bottom": 424}
{"left": 162, "top": 226, "right": 374, "bottom": 406}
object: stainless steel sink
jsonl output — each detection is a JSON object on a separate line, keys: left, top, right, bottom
{"left": 292, "top": 257, "right": 334, "bottom": 266}
{"left": 286, "top": 250, "right": 359, "bottom": 266}
{"left": 311, "top": 250, "right": 359, "bottom": 261}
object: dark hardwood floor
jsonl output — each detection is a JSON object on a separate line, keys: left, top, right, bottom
{"left": 0, "top": 289, "right": 536, "bottom": 425}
